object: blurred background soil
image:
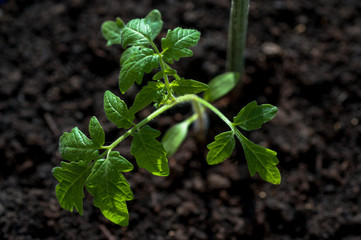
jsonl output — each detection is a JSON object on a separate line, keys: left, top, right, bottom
{"left": 1, "top": 0, "right": 361, "bottom": 239}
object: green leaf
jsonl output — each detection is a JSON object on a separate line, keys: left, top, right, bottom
{"left": 145, "top": 9, "right": 163, "bottom": 40}
{"left": 59, "top": 127, "right": 99, "bottom": 162}
{"left": 203, "top": 72, "right": 240, "bottom": 102}
{"left": 119, "top": 48, "right": 159, "bottom": 93}
{"left": 116, "top": 17, "right": 125, "bottom": 28}
{"left": 107, "top": 151, "right": 134, "bottom": 172}
{"left": 161, "top": 119, "right": 191, "bottom": 157}
{"left": 121, "top": 19, "right": 152, "bottom": 48}
{"left": 86, "top": 152, "right": 134, "bottom": 226}
{"left": 52, "top": 160, "right": 92, "bottom": 215}
{"left": 131, "top": 125, "right": 169, "bottom": 176}
{"left": 129, "top": 81, "right": 164, "bottom": 114}
{"left": 233, "top": 101, "right": 278, "bottom": 131}
{"left": 89, "top": 116, "right": 105, "bottom": 147}
{"left": 152, "top": 71, "right": 164, "bottom": 80}
{"left": 206, "top": 131, "right": 235, "bottom": 165}
{"left": 104, "top": 91, "right": 134, "bottom": 129}
{"left": 164, "top": 68, "right": 177, "bottom": 75}
{"left": 161, "top": 27, "right": 200, "bottom": 64}
{"left": 101, "top": 20, "right": 124, "bottom": 46}
{"left": 120, "top": 46, "right": 143, "bottom": 66}
{"left": 237, "top": 134, "right": 281, "bottom": 184}
{"left": 170, "top": 78, "right": 208, "bottom": 96}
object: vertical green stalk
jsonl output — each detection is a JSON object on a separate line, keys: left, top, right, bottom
{"left": 226, "top": 0, "right": 249, "bottom": 81}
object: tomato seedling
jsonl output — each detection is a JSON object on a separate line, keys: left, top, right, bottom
{"left": 52, "top": 9, "right": 280, "bottom": 226}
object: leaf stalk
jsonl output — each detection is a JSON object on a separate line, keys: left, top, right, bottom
{"left": 103, "top": 94, "right": 241, "bottom": 153}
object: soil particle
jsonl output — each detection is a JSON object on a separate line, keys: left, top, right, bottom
{"left": 207, "top": 173, "right": 232, "bottom": 190}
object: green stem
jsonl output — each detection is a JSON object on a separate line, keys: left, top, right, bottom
{"left": 103, "top": 94, "right": 241, "bottom": 155}
{"left": 158, "top": 57, "right": 172, "bottom": 93}
{"left": 104, "top": 98, "right": 179, "bottom": 152}
{"left": 194, "top": 96, "right": 249, "bottom": 144}
{"left": 185, "top": 113, "right": 198, "bottom": 125}
{"left": 150, "top": 42, "right": 174, "bottom": 100}
{"left": 164, "top": 63, "right": 181, "bottom": 80}
{"left": 226, "top": 0, "right": 249, "bottom": 79}
{"left": 192, "top": 95, "right": 234, "bottom": 131}
{"left": 150, "top": 41, "right": 160, "bottom": 55}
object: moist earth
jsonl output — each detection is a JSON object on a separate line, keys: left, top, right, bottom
{"left": 1, "top": 0, "right": 361, "bottom": 239}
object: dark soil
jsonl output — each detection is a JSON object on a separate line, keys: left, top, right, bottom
{"left": 1, "top": 0, "right": 361, "bottom": 239}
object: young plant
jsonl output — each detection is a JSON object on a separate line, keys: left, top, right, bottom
{"left": 52, "top": 9, "right": 281, "bottom": 226}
